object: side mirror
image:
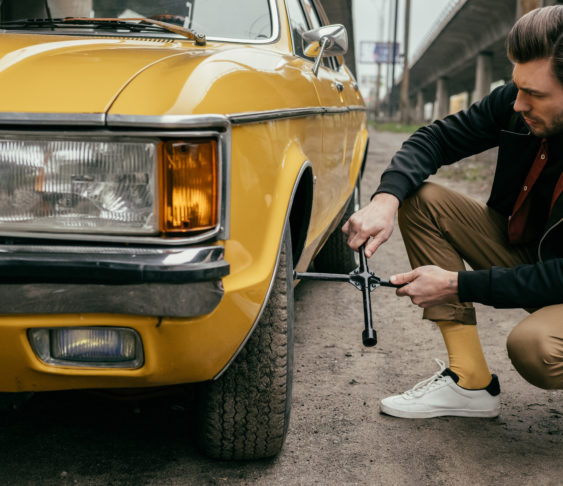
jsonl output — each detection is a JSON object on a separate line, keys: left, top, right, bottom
{"left": 302, "top": 24, "right": 348, "bottom": 76}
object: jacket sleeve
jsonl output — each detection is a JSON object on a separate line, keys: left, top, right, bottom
{"left": 458, "top": 258, "right": 563, "bottom": 308}
{"left": 374, "top": 83, "right": 518, "bottom": 203}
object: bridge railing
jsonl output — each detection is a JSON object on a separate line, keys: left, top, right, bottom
{"left": 409, "top": 0, "right": 467, "bottom": 68}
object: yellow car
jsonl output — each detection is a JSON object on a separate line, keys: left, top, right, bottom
{"left": 0, "top": 0, "right": 367, "bottom": 459}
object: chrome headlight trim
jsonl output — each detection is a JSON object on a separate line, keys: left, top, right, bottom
{"left": 0, "top": 123, "right": 230, "bottom": 246}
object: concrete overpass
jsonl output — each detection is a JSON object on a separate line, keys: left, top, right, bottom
{"left": 390, "top": 0, "right": 562, "bottom": 121}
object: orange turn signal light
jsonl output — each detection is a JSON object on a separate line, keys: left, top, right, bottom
{"left": 159, "top": 140, "right": 218, "bottom": 234}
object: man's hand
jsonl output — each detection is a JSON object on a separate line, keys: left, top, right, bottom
{"left": 342, "top": 193, "right": 399, "bottom": 257}
{"left": 390, "top": 265, "right": 459, "bottom": 308}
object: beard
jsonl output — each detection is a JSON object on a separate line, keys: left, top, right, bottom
{"left": 525, "top": 109, "right": 563, "bottom": 137}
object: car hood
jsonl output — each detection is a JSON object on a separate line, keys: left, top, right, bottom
{"left": 0, "top": 33, "right": 322, "bottom": 121}
{"left": 0, "top": 33, "right": 212, "bottom": 116}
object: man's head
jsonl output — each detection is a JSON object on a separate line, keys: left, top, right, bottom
{"left": 507, "top": 6, "right": 563, "bottom": 137}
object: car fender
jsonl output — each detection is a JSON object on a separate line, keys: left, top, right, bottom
{"left": 215, "top": 143, "right": 313, "bottom": 379}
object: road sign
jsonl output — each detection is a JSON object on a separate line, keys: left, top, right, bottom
{"left": 359, "top": 41, "right": 400, "bottom": 64}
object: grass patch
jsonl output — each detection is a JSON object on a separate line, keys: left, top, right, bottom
{"left": 370, "top": 121, "right": 424, "bottom": 133}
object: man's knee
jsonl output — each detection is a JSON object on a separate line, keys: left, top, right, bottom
{"left": 507, "top": 311, "right": 563, "bottom": 390}
{"left": 398, "top": 182, "right": 442, "bottom": 229}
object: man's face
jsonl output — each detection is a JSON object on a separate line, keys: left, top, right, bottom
{"left": 513, "top": 57, "right": 563, "bottom": 137}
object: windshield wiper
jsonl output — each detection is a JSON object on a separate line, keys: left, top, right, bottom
{"left": 0, "top": 17, "right": 206, "bottom": 45}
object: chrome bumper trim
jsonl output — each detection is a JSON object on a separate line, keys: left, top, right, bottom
{"left": 0, "top": 281, "right": 224, "bottom": 317}
{"left": 0, "top": 245, "right": 228, "bottom": 317}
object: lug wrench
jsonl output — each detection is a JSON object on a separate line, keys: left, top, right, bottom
{"left": 294, "top": 243, "right": 402, "bottom": 347}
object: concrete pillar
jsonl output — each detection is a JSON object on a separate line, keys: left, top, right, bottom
{"left": 517, "top": 0, "right": 541, "bottom": 17}
{"left": 474, "top": 52, "right": 493, "bottom": 102}
{"left": 434, "top": 78, "right": 449, "bottom": 120}
{"left": 415, "top": 91, "right": 425, "bottom": 123}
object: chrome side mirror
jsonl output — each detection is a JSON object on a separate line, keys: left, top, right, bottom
{"left": 302, "top": 24, "right": 348, "bottom": 76}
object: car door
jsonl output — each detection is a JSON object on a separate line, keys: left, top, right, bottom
{"left": 285, "top": 0, "right": 350, "bottom": 241}
{"left": 307, "top": 0, "right": 364, "bottom": 187}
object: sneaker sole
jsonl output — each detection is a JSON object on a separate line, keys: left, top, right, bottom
{"left": 380, "top": 404, "right": 500, "bottom": 419}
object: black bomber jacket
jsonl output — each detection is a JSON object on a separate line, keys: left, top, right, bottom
{"left": 374, "top": 82, "right": 563, "bottom": 309}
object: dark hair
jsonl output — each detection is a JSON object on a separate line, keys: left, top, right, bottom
{"left": 506, "top": 5, "right": 563, "bottom": 83}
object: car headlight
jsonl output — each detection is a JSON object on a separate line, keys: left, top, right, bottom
{"left": 0, "top": 136, "right": 218, "bottom": 236}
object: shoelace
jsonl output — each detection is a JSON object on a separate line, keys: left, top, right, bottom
{"left": 402, "top": 358, "right": 448, "bottom": 399}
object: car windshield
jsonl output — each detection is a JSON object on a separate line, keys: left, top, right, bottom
{"left": 0, "top": 0, "right": 274, "bottom": 42}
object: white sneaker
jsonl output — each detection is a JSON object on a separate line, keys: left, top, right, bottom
{"left": 380, "top": 359, "right": 500, "bottom": 419}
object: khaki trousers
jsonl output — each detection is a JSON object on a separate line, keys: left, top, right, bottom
{"left": 398, "top": 182, "right": 563, "bottom": 389}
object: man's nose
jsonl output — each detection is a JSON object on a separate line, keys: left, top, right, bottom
{"left": 514, "top": 91, "right": 530, "bottom": 112}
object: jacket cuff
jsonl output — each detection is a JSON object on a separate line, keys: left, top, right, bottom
{"left": 371, "top": 172, "right": 411, "bottom": 203}
{"left": 458, "top": 270, "right": 492, "bottom": 304}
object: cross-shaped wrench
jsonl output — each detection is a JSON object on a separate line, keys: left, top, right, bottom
{"left": 294, "top": 244, "right": 402, "bottom": 347}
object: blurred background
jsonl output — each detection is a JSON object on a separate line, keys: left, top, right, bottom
{"left": 323, "top": 0, "right": 563, "bottom": 124}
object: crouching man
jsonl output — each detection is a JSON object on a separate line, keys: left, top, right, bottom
{"left": 343, "top": 6, "right": 563, "bottom": 418}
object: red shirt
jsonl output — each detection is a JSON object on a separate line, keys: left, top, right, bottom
{"left": 508, "top": 136, "right": 563, "bottom": 245}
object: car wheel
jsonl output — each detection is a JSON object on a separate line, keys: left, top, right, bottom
{"left": 196, "top": 226, "right": 294, "bottom": 460}
{"left": 314, "top": 178, "right": 360, "bottom": 273}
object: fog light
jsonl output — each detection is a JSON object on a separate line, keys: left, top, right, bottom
{"left": 28, "top": 327, "right": 144, "bottom": 368}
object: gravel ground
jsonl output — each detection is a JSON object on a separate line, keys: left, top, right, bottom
{"left": 0, "top": 127, "right": 561, "bottom": 486}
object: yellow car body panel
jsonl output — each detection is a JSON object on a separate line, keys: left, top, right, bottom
{"left": 0, "top": 0, "right": 366, "bottom": 392}
{"left": 0, "top": 34, "right": 191, "bottom": 114}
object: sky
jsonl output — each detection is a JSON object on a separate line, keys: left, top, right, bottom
{"left": 353, "top": 0, "right": 455, "bottom": 100}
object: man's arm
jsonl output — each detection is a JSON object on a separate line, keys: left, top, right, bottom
{"left": 342, "top": 83, "right": 518, "bottom": 257}
{"left": 459, "top": 259, "right": 563, "bottom": 308}
{"left": 374, "top": 82, "right": 517, "bottom": 203}
{"left": 389, "top": 259, "right": 563, "bottom": 309}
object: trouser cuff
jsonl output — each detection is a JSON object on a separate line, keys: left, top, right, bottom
{"left": 423, "top": 304, "right": 477, "bottom": 325}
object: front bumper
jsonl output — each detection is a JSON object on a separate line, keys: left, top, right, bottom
{"left": 0, "top": 244, "right": 229, "bottom": 317}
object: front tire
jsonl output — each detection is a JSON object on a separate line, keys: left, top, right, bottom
{"left": 196, "top": 227, "right": 294, "bottom": 460}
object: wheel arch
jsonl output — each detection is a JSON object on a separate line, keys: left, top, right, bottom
{"left": 360, "top": 136, "right": 369, "bottom": 178}
{"left": 289, "top": 163, "right": 314, "bottom": 269}
{"left": 214, "top": 157, "right": 312, "bottom": 380}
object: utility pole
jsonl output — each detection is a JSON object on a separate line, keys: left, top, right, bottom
{"left": 389, "top": 0, "right": 399, "bottom": 118}
{"left": 385, "top": 0, "right": 393, "bottom": 116}
{"left": 374, "top": 0, "right": 386, "bottom": 119}
{"left": 375, "top": 62, "right": 382, "bottom": 118}
{"left": 399, "top": 0, "right": 411, "bottom": 124}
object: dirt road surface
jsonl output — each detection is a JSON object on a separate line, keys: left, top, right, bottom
{"left": 0, "top": 128, "right": 561, "bottom": 485}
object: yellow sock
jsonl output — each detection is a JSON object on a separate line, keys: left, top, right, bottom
{"left": 437, "top": 320, "right": 492, "bottom": 389}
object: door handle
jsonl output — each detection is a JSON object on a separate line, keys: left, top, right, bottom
{"left": 333, "top": 82, "right": 344, "bottom": 92}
